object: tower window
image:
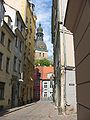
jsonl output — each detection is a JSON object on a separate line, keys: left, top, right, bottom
{"left": 43, "top": 53, "right": 44, "bottom": 57}
{"left": 39, "top": 53, "right": 41, "bottom": 57}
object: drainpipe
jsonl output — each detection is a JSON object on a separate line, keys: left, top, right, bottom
{"left": 55, "top": 0, "right": 62, "bottom": 114}
{"left": 62, "top": 25, "right": 67, "bottom": 112}
{"left": 62, "top": 0, "right": 68, "bottom": 113}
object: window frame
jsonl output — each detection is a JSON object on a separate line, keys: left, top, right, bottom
{"left": 44, "top": 82, "right": 47, "bottom": 88}
{"left": 0, "top": 82, "right": 5, "bottom": 100}
{"left": 18, "top": 60, "right": 21, "bottom": 74}
{"left": 0, "top": 52, "right": 3, "bottom": 70}
{"left": 6, "top": 57, "right": 10, "bottom": 73}
{"left": 0, "top": 31, "right": 5, "bottom": 45}
{"left": 7, "top": 39, "right": 11, "bottom": 51}
{"left": 13, "top": 56, "right": 17, "bottom": 72}
{"left": 15, "top": 36, "right": 18, "bottom": 48}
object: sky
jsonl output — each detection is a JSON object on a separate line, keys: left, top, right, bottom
{"left": 33, "top": 0, "right": 53, "bottom": 57}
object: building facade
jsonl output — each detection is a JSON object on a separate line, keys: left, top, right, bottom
{"left": 0, "top": 19, "right": 15, "bottom": 109}
{"left": 64, "top": 0, "right": 90, "bottom": 119}
{"left": 52, "top": 0, "right": 76, "bottom": 114}
{"left": 4, "top": 0, "right": 37, "bottom": 104}
{"left": 4, "top": 4, "right": 26, "bottom": 107}
{"left": 0, "top": 0, "right": 13, "bottom": 109}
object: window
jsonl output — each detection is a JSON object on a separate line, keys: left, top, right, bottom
{"left": 0, "top": 31, "right": 5, "bottom": 45}
{"left": 15, "top": 36, "right": 18, "bottom": 47}
{"left": 50, "top": 92, "right": 53, "bottom": 97}
{"left": 26, "top": 17, "right": 28, "bottom": 24}
{"left": 17, "top": 17, "right": 19, "bottom": 27}
{"left": 44, "top": 82, "right": 47, "bottom": 88}
{"left": 30, "top": 18, "right": 31, "bottom": 24}
{"left": 6, "top": 57, "right": 10, "bottom": 73}
{"left": 0, "top": 82, "right": 5, "bottom": 99}
{"left": 44, "top": 85, "right": 47, "bottom": 88}
{"left": 0, "top": 52, "right": 3, "bottom": 70}
{"left": 39, "top": 53, "right": 41, "bottom": 57}
{"left": 7, "top": 39, "right": 11, "bottom": 51}
{"left": 18, "top": 60, "right": 21, "bottom": 73}
{"left": 19, "top": 41, "right": 22, "bottom": 52}
{"left": 43, "top": 53, "right": 44, "bottom": 57}
{"left": 13, "top": 56, "right": 17, "bottom": 71}
{"left": 44, "top": 92, "right": 47, "bottom": 97}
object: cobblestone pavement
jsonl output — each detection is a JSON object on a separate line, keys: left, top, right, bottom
{"left": 0, "top": 101, "right": 77, "bottom": 120}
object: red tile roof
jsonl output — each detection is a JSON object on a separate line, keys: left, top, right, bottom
{"left": 36, "top": 66, "right": 54, "bottom": 80}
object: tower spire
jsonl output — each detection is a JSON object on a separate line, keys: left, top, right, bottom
{"left": 36, "top": 23, "right": 43, "bottom": 41}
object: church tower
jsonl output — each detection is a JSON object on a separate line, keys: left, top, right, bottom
{"left": 35, "top": 23, "right": 48, "bottom": 59}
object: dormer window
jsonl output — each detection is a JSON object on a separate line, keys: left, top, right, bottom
{"left": 4, "top": 16, "right": 12, "bottom": 28}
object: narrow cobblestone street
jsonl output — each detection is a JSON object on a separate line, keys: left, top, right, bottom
{"left": 0, "top": 101, "right": 77, "bottom": 120}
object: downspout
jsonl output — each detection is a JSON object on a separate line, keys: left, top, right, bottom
{"left": 62, "top": 25, "right": 67, "bottom": 112}
{"left": 56, "top": 0, "right": 62, "bottom": 114}
{"left": 62, "top": 0, "right": 68, "bottom": 113}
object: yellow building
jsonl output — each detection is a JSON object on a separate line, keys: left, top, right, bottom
{"left": 23, "top": 1, "right": 36, "bottom": 104}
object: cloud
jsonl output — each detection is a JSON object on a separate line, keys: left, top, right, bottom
{"left": 33, "top": 0, "right": 53, "bottom": 57}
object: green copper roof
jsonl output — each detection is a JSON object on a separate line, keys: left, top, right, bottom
{"left": 37, "top": 23, "right": 43, "bottom": 33}
{"left": 35, "top": 40, "right": 47, "bottom": 51}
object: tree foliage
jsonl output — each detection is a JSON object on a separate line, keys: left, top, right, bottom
{"left": 35, "top": 58, "right": 52, "bottom": 66}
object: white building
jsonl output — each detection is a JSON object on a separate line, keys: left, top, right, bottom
{"left": 52, "top": 0, "right": 77, "bottom": 114}
{"left": 42, "top": 80, "right": 54, "bottom": 100}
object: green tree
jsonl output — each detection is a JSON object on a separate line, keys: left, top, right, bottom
{"left": 35, "top": 58, "right": 52, "bottom": 66}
